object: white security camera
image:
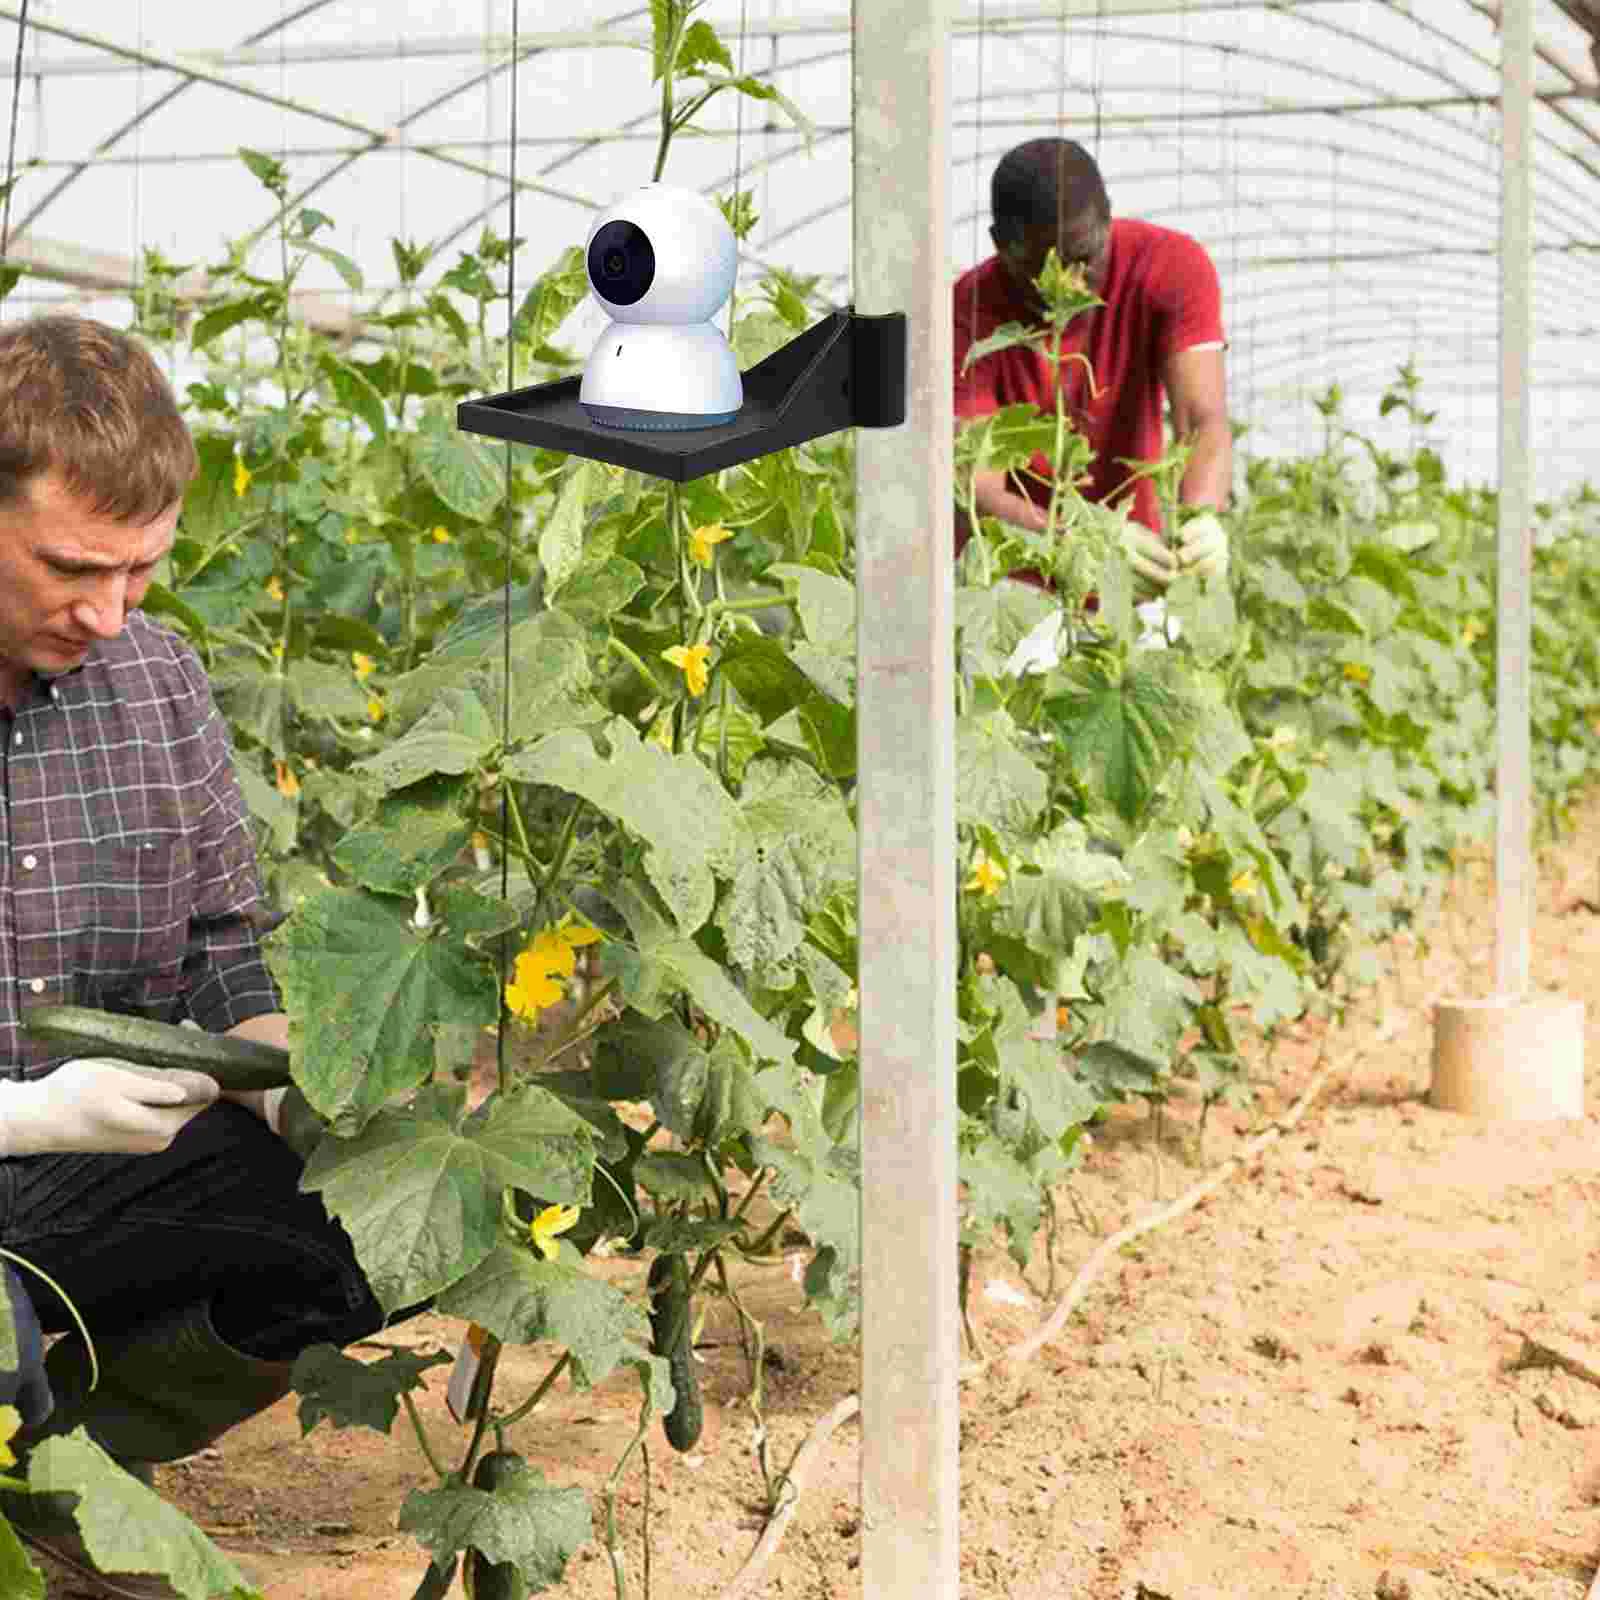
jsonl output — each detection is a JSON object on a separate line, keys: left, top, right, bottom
{"left": 579, "top": 182, "right": 743, "bottom": 430}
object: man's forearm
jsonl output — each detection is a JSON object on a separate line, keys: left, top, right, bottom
{"left": 970, "top": 469, "right": 1052, "bottom": 534}
{"left": 226, "top": 1012, "right": 290, "bottom": 1051}
{"left": 1178, "top": 419, "right": 1233, "bottom": 512}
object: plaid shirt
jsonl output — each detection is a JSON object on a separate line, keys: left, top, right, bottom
{"left": 3, "top": 610, "right": 281, "bottom": 1080}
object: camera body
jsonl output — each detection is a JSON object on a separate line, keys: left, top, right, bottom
{"left": 579, "top": 182, "right": 744, "bottom": 430}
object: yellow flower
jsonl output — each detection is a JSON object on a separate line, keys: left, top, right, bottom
{"left": 965, "top": 853, "right": 1007, "bottom": 897}
{"left": 663, "top": 643, "right": 712, "bottom": 698}
{"left": 556, "top": 915, "right": 602, "bottom": 951}
{"left": 265, "top": 575, "right": 284, "bottom": 602}
{"left": 688, "top": 523, "right": 733, "bottom": 568}
{"left": 271, "top": 641, "right": 285, "bottom": 661}
{"left": 1230, "top": 869, "right": 1257, "bottom": 897}
{"left": 1460, "top": 619, "right": 1486, "bottom": 646}
{"left": 503, "top": 920, "right": 602, "bottom": 1022}
{"left": 1341, "top": 661, "right": 1371, "bottom": 685}
{"left": 351, "top": 652, "right": 376, "bottom": 681}
{"left": 431, "top": 525, "right": 452, "bottom": 544}
{"left": 505, "top": 947, "right": 565, "bottom": 1020}
{"left": 367, "top": 695, "right": 385, "bottom": 723}
{"left": 233, "top": 456, "right": 252, "bottom": 498}
{"left": 0, "top": 1404, "right": 19, "bottom": 1469}
{"left": 529, "top": 1203, "right": 580, "bottom": 1261}
{"left": 274, "top": 759, "right": 300, "bottom": 799}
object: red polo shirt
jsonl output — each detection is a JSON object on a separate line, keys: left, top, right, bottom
{"left": 953, "top": 218, "right": 1225, "bottom": 561}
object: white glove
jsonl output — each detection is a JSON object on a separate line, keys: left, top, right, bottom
{"left": 1118, "top": 522, "right": 1178, "bottom": 593}
{"left": 1004, "top": 610, "right": 1068, "bottom": 677}
{"left": 1133, "top": 597, "right": 1183, "bottom": 653}
{"left": 0, "top": 1058, "right": 220, "bottom": 1157}
{"left": 1176, "top": 511, "right": 1229, "bottom": 580}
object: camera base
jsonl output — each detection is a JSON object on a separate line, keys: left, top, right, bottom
{"left": 583, "top": 403, "right": 740, "bottom": 431}
{"left": 458, "top": 308, "right": 907, "bottom": 483}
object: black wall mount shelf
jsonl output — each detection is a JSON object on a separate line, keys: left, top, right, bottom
{"left": 457, "top": 306, "right": 907, "bottom": 482}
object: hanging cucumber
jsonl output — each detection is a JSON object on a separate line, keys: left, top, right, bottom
{"left": 648, "top": 1253, "right": 703, "bottom": 1452}
{"left": 410, "top": 1554, "right": 457, "bottom": 1600}
{"left": 22, "top": 1006, "right": 292, "bottom": 1092}
{"left": 464, "top": 1450, "right": 530, "bottom": 1600}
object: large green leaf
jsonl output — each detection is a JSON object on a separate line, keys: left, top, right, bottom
{"left": 601, "top": 883, "right": 795, "bottom": 1065}
{"left": 984, "top": 981, "right": 1101, "bottom": 1145}
{"left": 716, "top": 762, "right": 854, "bottom": 982}
{"left": 635, "top": 1149, "right": 719, "bottom": 1206}
{"left": 398, "top": 1462, "right": 590, "bottom": 1594}
{"left": 474, "top": 613, "right": 601, "bottom": 747}
{"left": 557, "top": 557, "right": 645, "bottom": 628}
{"left": 213, "top": 666, "right": 288, "bottom": 757}
{"left": 351, "top": 686, "right": 498, "bottom": 795}
{"left": 716, "top": 634, "right": 855, "bottom": 779}
{"left": 505, "top": 718, "right": 745, "bottom": 934}
{"left": 319, "top": 353, "right": 388, "bottom": 443}
{"left": 538, "top": 461, "right": 596, "bottom": 599}
{"left": 512, "top": 245, "right": 588, "bottom": 353}
{"left": 267, "top": 886, "right": 499, "bottom": 1130}
{"left": 414, "top": 408, "right": 503, "bottom": 523}
{"left": 769, "top": 562, "right": 854, "bottom": 650}
{"left": 28, "top": 1433, "right": 260, "bottom": 1600}
{"left": 954, "top": 582, "right": 1056, "bottom": 679}
{"left": 1094, "top": 946, "right": 1198, "bottom": 1067}
{"left": 0, "top": 1515, "right": 43, "bottom": 1600}
{"left": 287, "top": 657, "right": 375, "bottom": 724}
{"left": 300, "top": 1085, "right": 593, "bottom": 1312}
{"left": 331, "top": 781, "right": 474, "bottom": 895}
{"left": 960, "top": 1130, "right": 1044, "bottom": 1265}
{"left": 957, "top": 710, "right": 1049, "bottom": 830}
{"left": 751, "top": 1135, "right": 859, "bottom": 1337}
{"left": 291, "top": 1344, "right": 452, "bottom": 1436}
{"left": 659, "top": 1030, "right": 767, "bottom": 1148}
{"left": 234, "top": 759, "right": 298, "bottom": 855}
{"left": 999, "top": 822, "right": 1130, "bottom": 960}
{"left": 439, "top": 1245, "right": 648, "bottom": 1389}
{"left": 1042, "top": 659, "right": 1194, "bottom": 824}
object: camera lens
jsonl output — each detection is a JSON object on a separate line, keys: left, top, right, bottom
{"left": 588, "top": 220, "right": 654, "bottom": 306}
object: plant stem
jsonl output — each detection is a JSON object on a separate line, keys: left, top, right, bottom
{"left": 530, "top": 977, "right": 618, "bottom": 1071}
{"left": 401, "top": 1390, "right": 451, "bottom": 1482}
{"left": 712, "top": 593, "right": 796, "bottom": 615}
{"left": 605, "top": 634, "right": 662, "bottom": 696}
{"left": 500, "top": 783, "right": 566, "bottom": 903}
{"left": 650, "top": 4, "right": 683, "bottom": 183}
{"left": 494, "top": 1348, "right": 572, "bottom": 1431}
{"left": 602, "top": 1394, "right": 654, "bottom": 1600}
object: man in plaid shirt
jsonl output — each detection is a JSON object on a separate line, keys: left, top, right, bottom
{"left": 0, "top": 316, "right": 408, "bottom": 1598}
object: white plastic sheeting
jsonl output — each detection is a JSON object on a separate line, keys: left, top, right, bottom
{"left": 0, "top": 1, "right": 1595, "bottom": 492}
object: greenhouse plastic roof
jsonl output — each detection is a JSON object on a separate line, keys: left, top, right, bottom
{"left": 1, "top": 0, "right": 1597, "bottom": 494}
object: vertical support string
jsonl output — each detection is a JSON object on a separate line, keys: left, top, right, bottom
{"left": 1, "top": 0, "right": 31, "bottom": 289}
{"left": 970, "top": 0, "right": 983, "bottom": 340}
{"left": 133, "top": 0, "right": 145, "bottom": 329}
{"left": 727, "top": 0, "right": 748, "bottom": 341}
{"left": 498, "top": 0, "right": 521, "bottom": 1092}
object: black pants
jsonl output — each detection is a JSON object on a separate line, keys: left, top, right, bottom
{"left": 0, "top": 1100, "right": 413, "bottom": 1361}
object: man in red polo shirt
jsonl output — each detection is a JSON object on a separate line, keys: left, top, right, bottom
{"left": 954, "top": 138, "right": 1232, "bottom": 628}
